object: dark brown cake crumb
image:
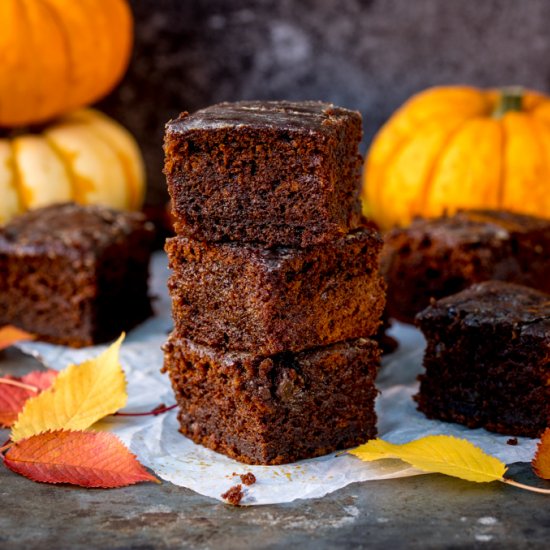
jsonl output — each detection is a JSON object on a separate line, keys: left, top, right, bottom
{"left": 240, "top": 473, "right": 256, "bottom": 486}
{"left": 507, "top": 438, "right": 519, "bottom": 446}
{"left": 221, "top": 484, "right": 244, "bottom": 506}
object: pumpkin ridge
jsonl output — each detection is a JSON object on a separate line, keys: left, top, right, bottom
{"left": 79, "top": 120, "right": 139, "bottom": 210}
{"left": 530, "top": 99, "right": 550, "bottom": 126}
{"left": 0, "top": 142, "right": 22, "bottom": 223}
{"left": 365, "top": 92, "right": 487, "bottom": 227}
{"left": 48, "top": 0, "right": 106, "bottom": 112}
{"left": 100, "top": 0, "right": 133, "bottom": 93}
{"left": 364, "top": 101, "right": 431, "bottom": 221}
{"left": 83, "top": 0, "right": 118, "bottom": 106}
{"left": 46, "top": 120, "right": 129, "bottom": 208}
{"left": 497, "top": 117, "right": 508, "bottom": 209}
{"left": 414, "top": 117, "right": 473, "bottom": 220}
{"left": 8, "top": 140, "right": 29, "bottom": 210}
{"left": 20, "top": 0, "right": 68, "bottom": 124}
{"left": 43, "top": 134, "right": 79, "bottom": 203}
{"left": 366, "top": 129, "right": 417, "bottom": 226}
{"left": 525, "top": 115, "right": 550, "bottom": 210}
{"left": 16, "top": 0, "right": 40, "bottom": 124}
{"left": 38, "top": 0, "right": 72, "bottom": 116}
{"left": 366, "top": 114, "right": 454, "bottom": 225}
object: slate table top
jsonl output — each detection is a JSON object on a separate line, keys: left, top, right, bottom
{"left": 0, "top": 348, "right": 548, "bottom": 550}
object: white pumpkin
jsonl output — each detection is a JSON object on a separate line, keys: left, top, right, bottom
{"left": 0, "top": 109, "right": 145, "bottom": 224}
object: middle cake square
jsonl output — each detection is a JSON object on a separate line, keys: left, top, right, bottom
{"left": 166, "top": 225, "right": 385, "bottom": 354}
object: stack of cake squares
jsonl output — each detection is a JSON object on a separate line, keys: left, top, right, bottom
{"left": 163, "top": 100, "right": 386, "bottom": 465}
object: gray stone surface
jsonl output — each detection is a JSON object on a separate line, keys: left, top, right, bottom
{"left": 101, "top": 0, "right": 550, "bottom": 206}
{"left": 0, "top": 349, "right": 548, "bottom": 549}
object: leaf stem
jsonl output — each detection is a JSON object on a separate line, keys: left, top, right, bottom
{"left": 501, "top": 477, "right": 550, "bottom": 494}
{"left": 0, "top": 378, "right": 38, "bottom": 393}
{"left": 0, "top": 441, "right": 14, "bottom": 454}
{"left": 114, "top": 403, "right": 177, "bottom": 417}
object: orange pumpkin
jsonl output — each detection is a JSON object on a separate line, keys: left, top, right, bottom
{"left": 0, "top": 0, "right": 133, "bottom": 127}
{"left": 362, "top": 86, "right": 550, "bottom": 229}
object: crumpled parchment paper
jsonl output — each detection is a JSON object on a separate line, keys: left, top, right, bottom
{"left": 17, "top": 252, "right": 538, "bottom": 505}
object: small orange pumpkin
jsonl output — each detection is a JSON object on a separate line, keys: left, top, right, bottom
{"left": 0, "top": 0, "right": 133, "bottom": 127}
{"left": 362, "top": 86, "right": 550, "bottom": 229}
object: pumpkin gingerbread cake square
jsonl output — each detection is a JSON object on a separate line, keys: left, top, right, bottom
{"left": 415, "top": 280, "right": 550, "bottom": 438}
{"left": 0, "top": 203, "right": 155, "bottom": 347}
{"left": 382, "top": 209, "right": 550, "bottom": 323}
{"left": 164, "top": 100, "right": 363, "bottom": 247}
{"left": 165, "top": 225, "right": 385, "bottom": 354}
{"left": 163, "top": 334, "right": 380, "bottom": 465}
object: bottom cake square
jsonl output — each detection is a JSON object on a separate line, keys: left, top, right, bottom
{"left": 415, "top": 281, "right": 550, "bottom": 438}
{"left": 163, "top": 336, "right": 380, "bottom": 465}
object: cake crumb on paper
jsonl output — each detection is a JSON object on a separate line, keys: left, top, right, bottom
{"left": 240, "top": 472, "right": 256, "bottom": 486}
{"left": 222, "top": 484, "right": 244, "bottom": 506}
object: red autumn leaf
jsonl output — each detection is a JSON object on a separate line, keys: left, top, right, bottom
{"left": 0, "top": 370, "right": 57, "bottom": 427}
{"left": 20, "top": 370, "right": 58, "bottom": 391}
{"left": 0, "top": 326, "right": 34, "bottom": 351}
{"left": 532, "top": 428, "right": 550, "bottom": 480}
{"left": 3, "top": 430, "right": 159, "bottom": 488}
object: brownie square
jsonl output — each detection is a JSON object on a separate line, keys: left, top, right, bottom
{"left": 382, "top": 209, "right": 550, "bottom": 323}
{"left": 0, "top": 203, "right": 155, "bottom": 347}
{"left": 163, "top": 335, "right": 380, "bottom": 465}
{"left": 166, "top": 225, "right": 385, "bottom": 354}
{"left": 415, "top": 281, "right": 550, "bottom": 437}
{"left": 164, "top": 100, "right": 363, "bottom": 247}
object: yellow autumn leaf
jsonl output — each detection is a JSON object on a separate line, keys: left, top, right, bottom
{"left": 350, "top": 435, "right": 507, "bottom": 483}
{"left": 11, "top": 334, "right": 127, "bottom": 442}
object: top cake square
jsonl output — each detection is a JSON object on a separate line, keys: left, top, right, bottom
{"left": 164, "top": 100, "right": 363, "bottom": 247}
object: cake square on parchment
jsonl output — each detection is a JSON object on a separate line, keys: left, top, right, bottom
{"left": 163, "top": 335, "right": 380, "bottom": 465}
{"left": 416, "top": 280, "right": 550, "bottom": 437}
{"left": 0, "top": 203, "right": 154, "bottom": 347}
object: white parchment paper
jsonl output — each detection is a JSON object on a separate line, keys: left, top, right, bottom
{"left": 17, "top": 252, "right": 539, "bottom": 505}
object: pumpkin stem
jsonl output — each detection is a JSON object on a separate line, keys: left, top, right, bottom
{"left": 492, "top": 87, "right": 523, "bottom": 118}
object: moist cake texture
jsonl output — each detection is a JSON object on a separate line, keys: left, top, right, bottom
{"left": 163, "top": 335, "right": 380, "bottom": 465}
{"left": 166, "top": 225, "right": 385, "bottom": 354}
{"left": 164, "top": 100, "right": 363, "bottom": 247}
{"left": 163, "top": 99, "right": 384, "bottom": 464}
{"left": 415, "top": 281, "right": 550, "bottom": 437}
{"left": 0, "top": 203, "right": 155, "bottom": 347}
{"left": 382, "top": 209, "right": 550, "bottom": 323}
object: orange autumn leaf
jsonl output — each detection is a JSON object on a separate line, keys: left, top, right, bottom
{"left": 0, "top": 326, "right": 34, "bottom": 351}
{"left": 532, "top": 428, "right": 550, "bottom": 480}
{"left": 3, "top": 430, "right": 159, "bottom": 488}
{"left": 0, "top": 370, "right": 58, "bottom": 427}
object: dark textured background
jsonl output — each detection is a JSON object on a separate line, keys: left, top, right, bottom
{"left": 101, "top": 0, "right": 550, "bottom": 205}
